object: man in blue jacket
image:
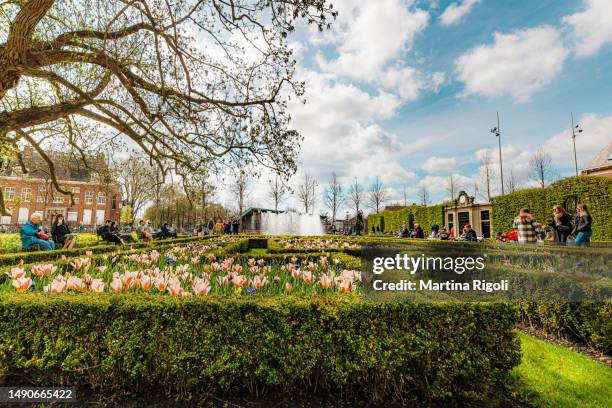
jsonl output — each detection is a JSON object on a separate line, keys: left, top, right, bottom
{"left": 20, "top": 213, "right": 55, "bottom": 251}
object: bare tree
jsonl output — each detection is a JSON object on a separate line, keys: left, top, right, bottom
{"left": 0, "top": 0, "right": 336, "bottom": 215}
{"left": 447, "top": 175, "right": 462, "bottom": 201}
{"left": 347, "top": 178, "right": 363, "bottom": 217}
{"left": 504, "top": 170, "right": 520, "bottom": 194}
{"left": 268, "top": 176, "right": 289, "bottom": 212}
{"left": 183, "top": 168, "right": 216, "bottom": 225}
{"left": 478, "top": 152, "right": 495, "bottom": 202}
{"left": 116, "top": 156, "right": 157, "bottom": 225}
{"left": 324, "top": 172, "right": 344, "bottom": 223}
{"left": 529, "top": 148, "right": 556, "bottom": 188}
{"left": 402, "top": 185, "right": 409, "bottom": 207}
{"left": 418, "top": 186, "right": 430, "bottom": 206}
{"left": 231, "top": 171, "right": 250, "bottom": 217}
{"left": 296, "top": 173, "right": 317, "bottom": 214}
{"left": 368, "top": 176, "right": 387, "bottom": 213}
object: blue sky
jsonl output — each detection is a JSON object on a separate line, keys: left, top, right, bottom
{"left": 230, "top": 0, "right": 612, "bottom": 211}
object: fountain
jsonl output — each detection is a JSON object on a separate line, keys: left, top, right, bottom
{"left": 261, "top": 211, "right": 324, "bottom": 236}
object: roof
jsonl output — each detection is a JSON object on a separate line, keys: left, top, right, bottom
{"left": 584, "top": 141, "right": 612, "bottom": 170}
{"left": 235, "top": 207, "right": 284, "bottom": 220}
{"left": 3, "top": 147, "right": 111, "bottom": 183}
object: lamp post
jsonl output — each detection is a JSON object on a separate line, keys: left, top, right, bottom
{"left": 490, "top": 112, "right": 504, "bottom": 195}
{"left": 571, "top": 113, "right": 583, "bottom": 176}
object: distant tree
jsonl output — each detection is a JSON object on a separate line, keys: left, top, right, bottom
{"left": 478, "top": 152, "right": 495, "bottom": 202}
{"left": 418, "top": 186, "right": 430, "bottom": 206}
{"left": 529, "top": 148, "right": 556, "bottom": 188}
{"left": 347, "top": 178, "right": 364, "bottom": 216}
{"left": 447, "top": 174, "right": 462, "bottom": 201}
{"left": 296, "top": 173, "right": 317, "bottom": 214}
{"left": 402, "top": 185, "right": 409, "bottom": 207}
{"left": 268, "top": 175, "right": 290, "bottom": 212}
{"left": 231, "top": 171, "right": 250, "bottom": 217}
{"left": 116, "top": 156, "right": 156, "bottom": 225}
{"left": 504, "top": 170, "right": 520, "bottom": 194}
{"left": 368, "top": 176, "right": 387, "bottom": 213}
{"left": 324, "top": 172, "right": 344, "bottom": 223}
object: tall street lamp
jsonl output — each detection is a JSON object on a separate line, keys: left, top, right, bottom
{"left": 571, "top": 112, "right": 583, "bottom": 176}
{"left": 490, "top": 112, "right": 504, "bottom": 195}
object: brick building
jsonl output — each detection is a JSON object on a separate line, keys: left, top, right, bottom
{"left": 0, "top": 147, "right": 121, "bottom": 228}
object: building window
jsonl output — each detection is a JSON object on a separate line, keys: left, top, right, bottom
{"left": 53, "top": 196, "right": 64, "bottom": 204}
{"left": 85, "top": 191, "right": 94, "bottom": 204}
{"left": 3, "top": 187, "right": 15, "bottom": 201}
{"left": 21, "top": 188, "right": 32, "bottom": 202}
{"left": 36, "top": 196, "right": 45, "bottom": 203}
{"left": 74, "top": 197, "right": 80, "bottom": 204}
{"left": 67, "top": 211, "right": 78, "bottom": 222}
{"left": 71, "top": 187, "right": 80, "bottom": 194}
{"left": 97, "top": 192, "right": 106, "bottom": 205}
{"left": 111, "top": 194, "right": 117, "bottom": 210}
{"left": 39, "top": 185, "right": 46, "bottom": 192}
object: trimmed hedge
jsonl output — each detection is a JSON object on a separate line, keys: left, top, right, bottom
{"left": 0, "top": 235, "right": 214, "bottom": 268}
{"left": 367, "top": 204, "right": 445, "bottom": 234}
{"left": 0, "top": 294, "right": 520, "bottom": 402}
{"left": 491, "top": 176, "right": 612, "bottom": 241}
{"left": 519, "top": 302, "right": 612, "bottom": 354}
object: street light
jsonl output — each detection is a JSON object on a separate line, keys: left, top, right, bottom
{"left": 571, "top": 112, "right": 583, "bottom": 176}
{"left": 490, "top": 112, "right": 505, "bottom": 195}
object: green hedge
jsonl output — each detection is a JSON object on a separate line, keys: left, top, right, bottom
{"left": 0, "top": 294, "right": 520, "bottom": 402}
{"left": 491, "top": 176, "right": 612, "bottom": 241}
{"left": 367, "top": 204, "right": 445, "bottom": 234}
{"left": 0, "top": 236, "right": 214, "bottom": 268}
{"left": 519, "top": 302, "right": 612, "bottom": 354}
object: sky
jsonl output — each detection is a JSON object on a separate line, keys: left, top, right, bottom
{"left": 221, "top": 0, "right": 612, "bottom": 214}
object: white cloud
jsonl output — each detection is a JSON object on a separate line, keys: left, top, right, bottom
{"left": 439, "top": 0, "right": 481, "bottom": 26}
{"left": 421, "top": 156, "right": 458, "bottom": 173}
{"left": 419, "top": 173, "right": 474, "bottom": 194}
{"left": 563, "top": 0, "right": 612, "bottom": 57}
{"left": 313, "top": 0, "right": 443, "bottom": 102}
{"left": 455, "top": 25, "right": 569, "bottom": 103}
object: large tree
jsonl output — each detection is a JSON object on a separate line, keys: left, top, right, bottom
{"left": 0, "top": 0, "right": 335, "bottom": 214}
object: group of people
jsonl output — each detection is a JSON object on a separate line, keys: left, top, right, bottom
{"left": 399, "top": 223, "right": 425, "bottom": 239}
{"left": 20, "top": 213, "right": 75, "bottom": 251}
{"left": 506, "top": 203, "right": 593, "bottom": 246}
{"left": 397, "top": 223, "right": 479, "bottom": 242}
{"left": 20, "top": 214, "right": 182, "bottom": 251}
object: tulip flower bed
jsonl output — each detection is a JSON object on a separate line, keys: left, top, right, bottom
{"left": 0, "top": 293, "right": 520, "bottom": 403}
{"left": 2, "top": 242, "right": 362, "bottom": 296}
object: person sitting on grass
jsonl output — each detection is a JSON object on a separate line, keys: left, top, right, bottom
{"left": 438, "top": 227, "right": 449, "bottom": 240}
{"left": 399, "top": 224, "right": 409, "bottom": 238}
{"left": 99, "top": 219, "right": 124, "bottom": 244}
{"left": 136, "top": 219, "right": 154, "bottom": 242}
{"left": 20, "top": 213, "right": 55, "bottom": 251}
{"left": 51, "top": 214, "right": 75, "bottom": 249}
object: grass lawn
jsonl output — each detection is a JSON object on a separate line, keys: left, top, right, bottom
{"left": 515, "top": 332, "right": 612, "bottom": 408}
{"left": 0, "top": 232, "right": 100, "bottom": 253}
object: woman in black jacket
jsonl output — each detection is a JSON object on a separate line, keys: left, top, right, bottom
{"left": 51, "top": 214, "right": 75, "bottom": 249}
{"left": 550, "top": 205, "right": 572, "bottom": 245}
{"left": 574, "top": 203, "right": 593, "bottom": 247}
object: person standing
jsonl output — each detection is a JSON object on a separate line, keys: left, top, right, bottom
{"left": 513, "top": 208, "right": 539, "bottom": 244}
{"left": 574, "top": 204, "right": 593, "bottom": 247}
{"left": 550, "top": 205, "right": 572, "bottom": 245}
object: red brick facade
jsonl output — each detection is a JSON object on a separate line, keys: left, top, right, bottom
{"left": 0, "top": 148, "right": 121, "bottom": 227}
{"left": 0, "top": 176, "right": 121, "bottom": 227}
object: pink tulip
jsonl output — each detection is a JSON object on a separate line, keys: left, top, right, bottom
{"left": 232, "top": 275, "right": 247, "bottom": 288}
{"left": 302, "top": 270, "right": 314, "bottom": 284}
{"left": 31, "top": 264, "right": 55, "bottom": 277}
{"left": 9, "top": 267, "right": 25, "bottom": 279}
{"left": 110, "top": 278, "right": 123, "bottom": 293}
{"left": 12, "top": 277, "right": 32, "bottom": 292}
{"left": 122, "top": 272, "right": 139, "bottom": 289}
{"left": 290, "top": 266, "right": 300, "bottom": 279}
{"left": 338, "top": 279, "right": 354, "bottom": 293}
{"left": 167, "top": 278, "right": 184, "bottom": 297}
{"left": 251, "top": 275, "right": 268, "bottom": 289}
{"left": 320, "top": 274, "right": 333, "bottom": 289}
{"left": 284, "top": 282, "right": 293, "bottom": 293}
{"left": 67, "top": 276, "right": 87, "bottom": 292}
{"left": 89, "top": 279, "right": 105, "bottom": 293}
{"left": 193, "top": 278, "right": 211, "bottom": 296}
{"left": 50, "top": 277, "right": 67, "bottom": 294}
{"left": 216, "top": 275, "right": 228, "bottom": 288}
{"left": 153, "top": 277, "right": 166, "bottom": 292}
{"left": 233, "top": 264, "right": 243, "bottom": 274}
{"left": 140, "top": 275, "right": 152, "bottom": 291}
{"left": 207, "top": 254, "right": 216, "bottom": 261}
{"left": 248, "top": 258, "right": 256, "bottom": 267}
{"left": 97, "top": 266, "right": 108, "bottom": 274}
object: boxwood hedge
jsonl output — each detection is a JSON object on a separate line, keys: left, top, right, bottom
{"left": 0, "top": 294, "right": 520, "bottom": 403}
